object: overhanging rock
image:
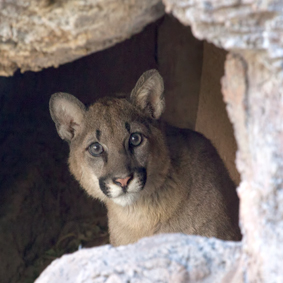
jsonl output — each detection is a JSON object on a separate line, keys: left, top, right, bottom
{"left": 0, "top": 0, "right": 164, "bottom": 76}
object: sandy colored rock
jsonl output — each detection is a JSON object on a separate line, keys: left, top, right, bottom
{"left": 0, "top": 0, "right": 164, "bottom": 76}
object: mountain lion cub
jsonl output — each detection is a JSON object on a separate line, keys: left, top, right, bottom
{"left": 49, "top": 69, "right": 241, "bottom": 246}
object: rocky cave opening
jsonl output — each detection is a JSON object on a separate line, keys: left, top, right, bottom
{"left": 0, "top": 15, "right": 240, "bottom": 283}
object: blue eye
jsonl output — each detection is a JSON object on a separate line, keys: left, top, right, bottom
{"left": 129, "top": 133, "right": 143, "bottom": 147}
{"left": 88, "top": 142, "right": 104, "bottom": 156}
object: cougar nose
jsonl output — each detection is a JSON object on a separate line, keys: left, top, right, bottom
{"left": 113, "top": 174, "right": 133, "bottom": 188}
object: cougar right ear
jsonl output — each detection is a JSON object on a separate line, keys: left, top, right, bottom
{"left": 49, "top": 92, "right": 86, "bottom": 142}
{"left": 130, "top": 69, "right": 165, "bottom": 119}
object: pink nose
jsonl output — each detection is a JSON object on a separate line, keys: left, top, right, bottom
{"left": 114, "top": 175, "right": 132, "bottom": 187}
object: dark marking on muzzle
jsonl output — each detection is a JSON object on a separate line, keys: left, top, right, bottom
{"left": 135, "top": 167, "right": 147, "bottom": 189}
{"left": 99, "top": 177, "right": 110, "bottom": 197}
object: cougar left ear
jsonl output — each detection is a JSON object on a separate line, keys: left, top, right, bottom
{"left": 130, "top": 69, "right": 165, "bottom": 119}
{"left": 49, "top": 92, "right": 86, "bottom": 142}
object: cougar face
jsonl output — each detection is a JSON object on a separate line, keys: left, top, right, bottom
{"left": 74, "top": 98, "right": 156, "bottom": 206}
{"left": 50, "top": 70, "right": 169, "bottom": 207}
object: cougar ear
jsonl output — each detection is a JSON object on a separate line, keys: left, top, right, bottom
{"left": 130, "top": 69, "right": 165, "bottom": 119}
{"left": 49, "top": 92, "right": 86, "bottom": 142}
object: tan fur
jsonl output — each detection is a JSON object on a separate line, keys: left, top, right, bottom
{"left": 49, "top": 70, "right": 241, "bottom": 246}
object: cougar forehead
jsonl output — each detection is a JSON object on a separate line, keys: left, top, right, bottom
{"left": 82, "top": 98, "right": 151, "bottom": 152}
{"left": 85, "top": 98, "right": 145, "bottom": 137}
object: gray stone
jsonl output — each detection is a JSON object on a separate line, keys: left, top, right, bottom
{"left": 0, "top": 0, "right": 164, "bottom": 76}
{"left": 35, "top": 234, "right": 242, "bottom": 283}
{"left": 163, "top": 0, "right": 283, "bottom": 71}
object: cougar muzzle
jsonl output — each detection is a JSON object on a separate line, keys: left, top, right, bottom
{"left": 98, "top": 167, "right": 147, "bottom": 206}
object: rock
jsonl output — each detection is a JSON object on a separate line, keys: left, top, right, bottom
{"left": 222, "top": 52, "right": 283, "bottom": 283}
{"left": 0, "top": 0, "right": 164, "bottom": 76}
{"left": 35, "top": 234, "right": 242, "bottom": 283}
{"left": 163, "top": 0, "right": 283, "bottom": 71}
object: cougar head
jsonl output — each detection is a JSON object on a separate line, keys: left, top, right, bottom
{"left": 49, "top": 70, "right": 169, "bottom": 207}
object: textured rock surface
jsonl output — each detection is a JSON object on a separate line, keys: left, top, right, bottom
{"left": 222, "top": 53, "right": 283, "bottom": 283}
{"left": 0, "top": 0, "right": 164, "bottom": 76}
{"left": 163, "top": 0, "right": 283, "bottom": 70}
{"left": 35, "top": 234, "right": 242, "bottom": 283}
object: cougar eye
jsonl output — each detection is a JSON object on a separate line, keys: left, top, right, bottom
{"left": 129, "top": 133, "right": 143, "bottom": 147}
{"left": 88, "top": 142, "right": 104, "bottom": 156}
